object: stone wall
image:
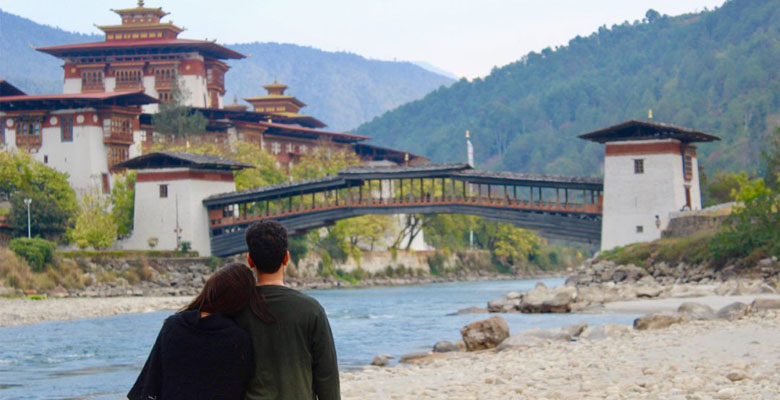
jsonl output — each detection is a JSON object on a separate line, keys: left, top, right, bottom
{"left": 661, "top": 214, "right": 728, "bottom": 238}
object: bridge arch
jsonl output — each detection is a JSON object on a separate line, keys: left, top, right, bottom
{"left": 203, "top": 164, "right": 603, "bottom": 257}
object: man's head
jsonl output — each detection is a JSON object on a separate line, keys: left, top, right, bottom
{"left": 245, "top": 220, "right": 288, "bottom": 274}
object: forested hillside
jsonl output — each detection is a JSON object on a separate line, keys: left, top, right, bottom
{"left": 0, "top": 10, "right": 453, "bottom": 131}
{"left": 355, "top": 0, "right": 780, "bottom": 176}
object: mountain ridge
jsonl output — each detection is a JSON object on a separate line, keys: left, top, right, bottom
{"left": 354, "top": 0, "right": 780, "bottom": 176}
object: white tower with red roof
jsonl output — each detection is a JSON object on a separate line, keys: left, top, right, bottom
{"left": 579, "top": 120, "right": 720, "bottom": 251}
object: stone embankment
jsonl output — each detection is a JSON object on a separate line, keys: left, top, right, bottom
{"left": 2, "top": 250, "right": 555, "bottom": 299}
{"left": 347, "top": 302, "right": 780, "bottom": 399}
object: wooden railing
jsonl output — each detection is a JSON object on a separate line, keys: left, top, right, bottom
{"left": 209, "top": 194, "right": 602, "bottom": 230}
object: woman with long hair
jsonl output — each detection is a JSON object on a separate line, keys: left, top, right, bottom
{"left": 128, "top": 263, "right": 260, "bottom": 400}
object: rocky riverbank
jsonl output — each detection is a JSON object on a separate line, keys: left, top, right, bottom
{"left": 1, "top": 249, "right": 564, "bottom": 298}
{"left": 0, "top": 296, "right": 190, "bottom": 327}
{"left": 342, "top": 301, "right": 780, "bottom": 399}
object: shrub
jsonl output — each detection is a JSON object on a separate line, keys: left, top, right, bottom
{"left": 9, "top": 237, "right": 56, "bottom": 271}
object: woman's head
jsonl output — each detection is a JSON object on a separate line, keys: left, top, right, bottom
{"left": 183, "top": 263, "right": 256, "bottom": 316}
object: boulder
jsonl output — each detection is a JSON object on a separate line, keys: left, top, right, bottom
{"left": 371, "top": 354, "right": 394, "bottom": 367}
{"left": 610, "top": 264, "right": 648, "bottom": 283}
{"left": 635, "top": 285, "right": 663, "bottom": 298}
{"left": 522, "top": 328, "right": 572, "bottom": 341}
{"left": 432, "top": 340, "right": 459, "bottom": 353}
{"left": 677, "top": 302, "right": 716, "bottom": 321}
{"left": 750, "top": 298, "right": 780, "bottom": 312}
{"left": 487, "top": 297, "right": 521, "bottom": 313}
{"left": 561, "top": 322, "right": 588, "bottom": 338}
{"left": 518, "top": 285, "right": 575, "bottom": 313}
{"left": 633, "top": 313, "right": 682, "bottom": 330}
{"left": 460, "top": 316, "right": 510, "bottom": 351}
{"left": 717, "top": 302, "right": 750, "bottom": 320}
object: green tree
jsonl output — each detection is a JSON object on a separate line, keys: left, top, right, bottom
{"left": 1, "top": 152, "right": 77, "bottom": 240}
{"left": 111, "top": 171, "right": 136, "bottom": 237}
{"left": 69, "top": 191, "right": 117, "bottom": 249}
{"left": 151, "top": 76, "right": 208, "bottom": 140}
{"left": 761, "top": 127, "right": 780, "bottom": 189}
{"left": 710, "top": 174, "right": 780, "bottom": 261}
{"left": 291, "top": 146, "right": 361, "bottom": 180}
{"left": 152, "top": 141, "right": 286, "bottom": 190}
{"left": 704, "top": 171, "right": 746, "bottom": 206}
{"left": 335, "top": 215, "right": 394, "bottom": 250}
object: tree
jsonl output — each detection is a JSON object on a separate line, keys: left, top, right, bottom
{"left": 291, "top": 145, "right": 361, "bottom": 181}
{"left": 335, "top": 215, "right": 394, "bottom": 250}
{"left": 151, "top": 141, "right": 286, "bottom": 190}
{"left": 111, "top": 171, "right": 136, "bottom": 237}
{"left": 1, "top": 151, "right": 77, "bottom": 240}
{"left": 151, "top": 75, "right": 208, "bottom": 140}
{"left": 710, "top": 174, "right": 780, "bottom": 261}
{"left": 69, "top": 191, "right": 117, "bottom": 249}
{"left": 761, "top": 127, "right": 780, "bottom": 189}
{"left": 645, "top": 9, "right": 661, "bottom": 24}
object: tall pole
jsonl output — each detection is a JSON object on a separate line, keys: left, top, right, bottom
{"left": 466, "top": 130, "right": 474, "bottom": 247}
{"left": 24, "top": 198, "right": 32, "bottom": 238}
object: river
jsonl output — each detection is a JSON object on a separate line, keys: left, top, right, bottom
{"left": 0, "top": 278, "right": 639, "bottom": 399}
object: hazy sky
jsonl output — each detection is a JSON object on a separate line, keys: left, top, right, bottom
{"left": 1, "top": 0, "right": 726, "bottom": 78}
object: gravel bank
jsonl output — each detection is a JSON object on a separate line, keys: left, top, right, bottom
{"left": 0, "top": 296, "right": 189, "bottom": 327}
{"left": 341, "top": 310, "right": 780, "bottom": 399}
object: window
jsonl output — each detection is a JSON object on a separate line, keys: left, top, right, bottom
{"left": 0, "top": 119, "right": 5, "bottom": 145}
{"left": 634, "top": 159, "right": 644, "bottom": 174}
{"left": 115, "top": 69, "right": 143, "bottom": 89}
{"left": 286, "top": 143, "right": 294, "bottom": 153}
{"left": 17, "top": 119, "right": 41, "bottom": 136}
{"left": 636, "top": 225, "right": 644, "bottom": 233}
{"left": 159, "top": 184, "right": 168, "bottom": 198}
{"left": 683, "top": 154, "right": 693, "bottom": 181}
{"left": 102, "top": 173, "right": 110, "bottom": 194}
{"left": 44, "top": 155, "right": 48, "bottom": 164}
{"left": 271, "top": 142, "right": 281, "bottom": 155}
{"left": 61, "top": 116, "right": 73, "bottom": 142}
{"left": 81, "top": 70, "right": 104, "bottom": 91}
{"left": 300, "top": 144, "right": 307, "bottom": 154}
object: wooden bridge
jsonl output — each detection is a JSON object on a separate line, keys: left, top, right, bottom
{"left": 203, "top": 164, "right": 603, "bottom": 257}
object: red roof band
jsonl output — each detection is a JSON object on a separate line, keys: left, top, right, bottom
{"left": 36, "top": 39, "right": 245, "bottom": 60}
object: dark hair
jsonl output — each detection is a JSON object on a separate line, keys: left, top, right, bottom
{"left": 245, "top": 220, "right": 288, "bottom": 274}
{"left": 183, "top": 263, "right": 256, "bottom": 316}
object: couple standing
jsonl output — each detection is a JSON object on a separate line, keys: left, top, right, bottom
{"left": 128, "top": 221, "right": 340, "bottom": 400}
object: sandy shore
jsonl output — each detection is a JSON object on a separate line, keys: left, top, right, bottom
{"left": 341, "top": 309, "right": 780, "bottom": 399}
{"left": 0, "top": 296, "right": 189, "bottom": 327}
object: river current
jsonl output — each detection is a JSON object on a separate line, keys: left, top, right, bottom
{"left": 0, "top": 278, "right": 639, "bottom": 399}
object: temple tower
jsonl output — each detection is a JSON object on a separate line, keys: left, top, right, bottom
{"left": 115, "top": 151, "right": 251, "bottom": 256}
{"left": 36, "top": 1, "right": 244, "bottom": 112}
{"left": 579, "top": 120, "right": 720, "bottom": 251}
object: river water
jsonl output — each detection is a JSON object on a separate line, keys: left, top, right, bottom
{"left": 0, "top": 278, "right": 639, "bottom": 399}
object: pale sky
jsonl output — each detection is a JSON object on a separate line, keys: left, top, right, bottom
{"left": 1, "top": 0, "right": 726, "bottom": 78}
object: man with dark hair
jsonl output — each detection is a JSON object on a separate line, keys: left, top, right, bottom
{"left": 236, "top": 220, "right": 340, "bottom": 400}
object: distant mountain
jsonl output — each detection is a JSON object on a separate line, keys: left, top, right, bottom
{"left": 223, "top": 43, "right": 455, "bottom": 130}
{"left": 355, "top": 0, "right": 780, "bottom": 176}
{"left": 0, "top": 10, "right": 454, "bottom": 131}
{"left": 0, "top": 10, "right": 102, "bottom": 95}
{"left": 413, "top": 61, "right": 460, "bottom": 80}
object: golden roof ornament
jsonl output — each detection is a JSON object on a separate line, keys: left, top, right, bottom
{"left": 138, "top": 0, "right": 144, "bottom": 6}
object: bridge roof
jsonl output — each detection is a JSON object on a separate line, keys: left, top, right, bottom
{"left": 578, "top": 120, "right": 720, "bottom": 144}
{"left": 340, "top": 163, "right": 471, "bottom": 179}
{"left": 454, "top": 170, "right": 602, "bottom": 190}
{"left": 115, "top": 151, "right": 252, "bottom": 171}
{"left": 203, "top": 175, "right": 351, "bottom": 206}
